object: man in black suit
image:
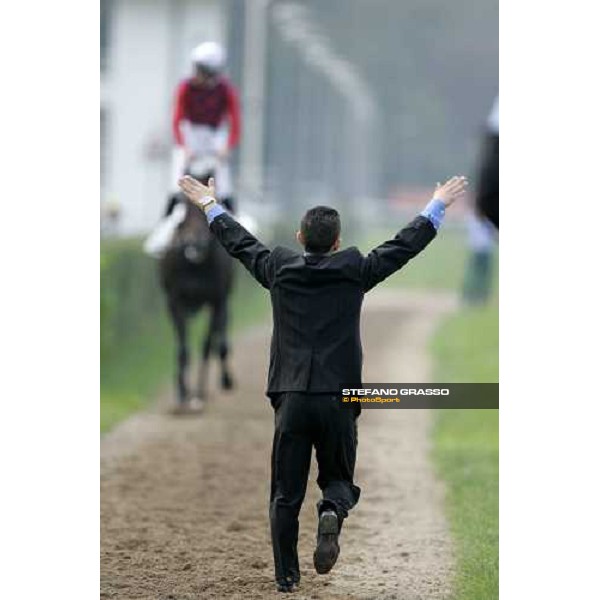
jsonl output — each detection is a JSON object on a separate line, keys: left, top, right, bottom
{"left": 178, "top": 174, "right": 467, "bottom": 593}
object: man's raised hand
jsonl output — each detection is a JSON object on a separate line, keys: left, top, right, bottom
{"left": 178, "top": 175, "right": 217, "bottom": 208}
{"left": 434, "top": 176, "right": 468, "bottom": 207}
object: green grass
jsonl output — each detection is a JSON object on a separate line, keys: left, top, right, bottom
{"left": 431, "top": 299, "right": 499, "bottom": 600}
{"left": 100, "top": 268, "right": 270, "bottom": 433}
{"left": 358, "top": 224, "right": 470, "bottom": 291}
{"left": 433, "top": 301, "right": 499, "bottom": 383}
{"left": 361, "top": 220, "right": 499, "bottom": 599}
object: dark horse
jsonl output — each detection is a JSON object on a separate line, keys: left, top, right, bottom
{"left": 159, "top": 177, "right": 235, "bottom": 408}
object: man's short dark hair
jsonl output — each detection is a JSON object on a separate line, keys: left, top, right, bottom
{"left": 300, "top": 206, "right": 341, "bottom": 254}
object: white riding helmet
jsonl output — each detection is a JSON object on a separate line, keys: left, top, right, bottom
{"left": 191, "top": 42, "right": 226, "bottom": 73}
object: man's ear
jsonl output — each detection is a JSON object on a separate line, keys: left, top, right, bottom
{"left": 296, "top": 231, "right": 305, "bottom": 246}
{"left": 332, "top": 236, "right": 341, "bottom": 251}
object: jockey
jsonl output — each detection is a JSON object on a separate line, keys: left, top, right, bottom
{"left": 147, "top": 42, "right": 241, "bottom": 258}
{"left": 171, "top": 41, "right": 241, "bottom": 214}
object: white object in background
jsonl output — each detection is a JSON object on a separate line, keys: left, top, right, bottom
{"left": 467, "top": 213, "right": 496, "bottom": 252}
{"left": 237, "top": 212, "right": 259, "bottom": 237}
{"left": 186, "top": 153, "right": 233, "bottom": 199}
{"left": 487, "top": 96, "right": 499, "bottom": 134}
{"left": 170, "top": 121, "right": 234, "bottom": 198}
{"left": 143, "top": 203, "right": 187, "bottom": 258}
{"left": 170, "top": 146, "right": 187, "bottom": 192}
{"left": 188, "top": 154, "right": 219, "bottom": 180}
{"left": 190, "top": 42, "right": 226, "bottom": 72}
{"left": 214, "top": 161, "right": 233, "bottom": 198}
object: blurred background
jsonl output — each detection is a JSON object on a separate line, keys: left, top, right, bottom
{"left": 101, "top": 0, "right": 498, "bottom": 389}
{"left": 100, "top": 0, "right": 497, "bottom": 234}
{"left": 101, "top": 3, "right": 498, "bottom": 595}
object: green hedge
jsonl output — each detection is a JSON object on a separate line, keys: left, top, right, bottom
{"left": 100, "top": 238, "right": 271, "bottom": 432}
{"left": 101, "top": 238, "right": 165, "bottom": 361}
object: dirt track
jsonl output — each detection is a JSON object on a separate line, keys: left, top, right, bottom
{"left": 101, "top": 290, "right": 457, "bottom": 600}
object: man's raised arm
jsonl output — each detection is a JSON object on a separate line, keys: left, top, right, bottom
{"left": 360, "top": 176, "right": 468, "bottom": 291}
{"left": 178, "top": 176, "right": 275, "bottom": 289}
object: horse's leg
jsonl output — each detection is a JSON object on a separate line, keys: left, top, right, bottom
{"left": 197, "top": 306, "right": 214, "bottom": 400}
{"left": 213, "top": 299, "right": 235, "bottom": 391}
{"left": 170, "top": 303, "right": 189, "bottom": 405}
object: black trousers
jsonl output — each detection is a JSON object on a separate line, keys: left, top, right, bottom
{"left": 269, "top": 392, "right": 361, "bottom": 582}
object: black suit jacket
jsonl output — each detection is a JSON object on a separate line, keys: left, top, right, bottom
{"left": 209, "top": 213, "right": 436, "bottom": 395}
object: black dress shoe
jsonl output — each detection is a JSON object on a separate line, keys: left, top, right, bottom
{"left": 313, "top": 510, "right": 340, "bottom": 574}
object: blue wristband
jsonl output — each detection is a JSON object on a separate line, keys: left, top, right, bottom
{"left": 206, "top": 203, "right": 226, "bottom": 225}
{"left": 420, "top": 198, "right": 446, "bottom": 230}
